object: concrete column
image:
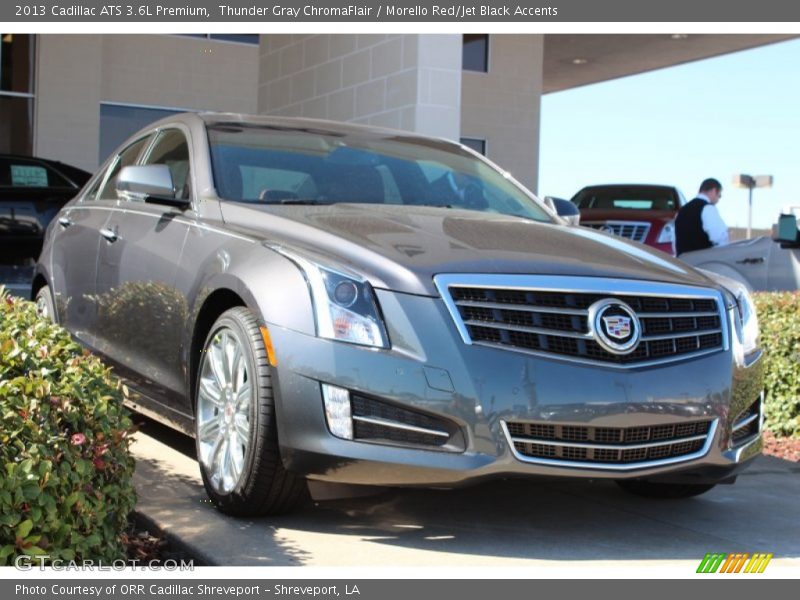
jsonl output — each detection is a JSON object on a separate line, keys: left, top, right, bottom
{"left": 257, "top": 34, "right": 461, "bottom": 141}
{"left": 35, "top": 35, "right": 103, "bottom": 171}
{"left": 460, "top": 34, "right": 544, "bottom": 193}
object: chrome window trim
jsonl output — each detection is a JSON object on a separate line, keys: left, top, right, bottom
{"left": 433, "top": 273, "right": 730, "bottom": 369}
{"left": 501, "top": 419, "right": 718, "bottom": 472}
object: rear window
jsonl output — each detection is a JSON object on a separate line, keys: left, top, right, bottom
{"left": 572, "top": 186, "right": 678, "bottom": 211}
{"left": 0, "top": 157, "right": 73, "bottom": 188}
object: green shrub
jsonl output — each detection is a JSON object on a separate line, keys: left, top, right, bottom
{"left": 754, "top": 291, "right": 800, "bottom": 437}
{"left": 0, "top": 288, "right": 136, "bottom": 564}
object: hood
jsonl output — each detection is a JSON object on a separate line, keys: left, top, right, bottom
{"left": 220, "top": 202, "right": 716, "bottom": 296}
{"left": 579, "top": 209, "right": 677, "bottom": 223}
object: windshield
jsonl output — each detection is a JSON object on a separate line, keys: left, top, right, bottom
{"left": 572, "top": 186, "right": 680, "bottom": 211}
{"left": 206, "top": 122, "right": 552, "bottom": 222}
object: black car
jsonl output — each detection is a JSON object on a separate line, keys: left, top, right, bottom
{"left": 0, "top": 154, "right": 91, "bottom": 295}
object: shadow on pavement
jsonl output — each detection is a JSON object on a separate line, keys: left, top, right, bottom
{"left": 132, "top": 414, "right": 800, "bottom": 565}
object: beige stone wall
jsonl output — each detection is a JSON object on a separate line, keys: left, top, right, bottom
{"left": 98, "top": 35, "right": 258, "bottom": 112}
{"left": 460, "top": 34, "right": 544, "bottom": 193}
{"left": 257, "top": 34, "right": 462, "bottom": 140}
{"left": 34, "top": 35, "right": 258, "bottom": 171}
{"left": 35, "top": 35, "right": 103, "bottom": 171}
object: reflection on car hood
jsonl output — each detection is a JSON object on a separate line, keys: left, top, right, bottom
{"left": 220, "top": 202, "right": 715, "bottom": 296}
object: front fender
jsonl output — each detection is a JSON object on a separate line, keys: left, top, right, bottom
{"left": 185, "top": 243, "right": 315, "bottom": 343}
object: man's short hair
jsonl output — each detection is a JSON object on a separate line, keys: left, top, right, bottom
{"left": 699, "top": 178, "right": 722, "bottom": 193}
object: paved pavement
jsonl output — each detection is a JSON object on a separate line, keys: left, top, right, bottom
{"left": 131, "top": 419, "right": 800, "bottom": 569}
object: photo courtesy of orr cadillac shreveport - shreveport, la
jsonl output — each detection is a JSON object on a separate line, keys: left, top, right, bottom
{"left": 16, "top": 584, "right": 264, "bottom": 596}
{"left": 35, "top": 111, "right": 764, "bottom": 516}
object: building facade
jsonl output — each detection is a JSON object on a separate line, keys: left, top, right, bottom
{"left": 2, "top": 33, "right": 792, "bottom": 193}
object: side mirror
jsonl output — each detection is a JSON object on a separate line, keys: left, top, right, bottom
{"left": 776, "top": 213, "right": 799, "bottom": 247}
{"left": 116, "top": 165, "right": 188, "bottom": 208}
{"left": 546, "top": 196, "right": 581, "bottom": 226}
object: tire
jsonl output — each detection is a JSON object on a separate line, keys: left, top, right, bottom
{"left": 194, "top": 307, "right": 307, "bottom": 516}
{"left": 35, "top": 285, "right": 56, "bottom": 323}
{"left": 616, "top": 479, "right": 716, "bottom": 499}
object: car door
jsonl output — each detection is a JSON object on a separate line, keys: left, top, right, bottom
{"left": 93, "top": 127, "right": 192, "bottom": 414}
{"left": 49, "top": 138, "right": 148, "bottom": 344}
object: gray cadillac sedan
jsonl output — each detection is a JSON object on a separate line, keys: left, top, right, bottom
{"left": 34, "top": 113, "right": 764, "bottom": 516}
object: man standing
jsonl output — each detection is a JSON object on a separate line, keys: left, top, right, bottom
{"left": 674, "top": 178, "right": 729, "bottom": 256}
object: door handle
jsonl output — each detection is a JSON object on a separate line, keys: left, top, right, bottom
{"left": 58, "top": 217, "right": 73, "bottom": 228}
{"left": 99, "top": 228, "right": 118, "bottom": 243}
{"left": 735, "top": 257, "right": 764, "bottom": 265}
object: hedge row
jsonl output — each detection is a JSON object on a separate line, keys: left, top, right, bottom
{"left": 0, "top": 290, "right": 136, "bottom": 565}
{"left": 754, "top": 291, "right": 800, "bottom": 437}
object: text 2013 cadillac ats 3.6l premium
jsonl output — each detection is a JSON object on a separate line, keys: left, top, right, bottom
{"left": 35, "top": 113, "right": 764, "bottom": 515}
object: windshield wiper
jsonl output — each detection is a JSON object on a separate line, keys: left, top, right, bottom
{"left": 270, "top": 199, "right": 336, "bottom": 205}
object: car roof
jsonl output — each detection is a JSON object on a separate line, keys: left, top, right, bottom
{"left": 578, "top": 183, "right": 678, "bottom": 191}
{"left": 137, "top": 111, "right": 464, "bottom": 149}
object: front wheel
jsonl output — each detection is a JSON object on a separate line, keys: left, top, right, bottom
{"left": 616, "top": 479, "right": 716, "bottom": 499}
{"left": 195, "top": 307, "right": 307, "bottom": 516}
{"left": 35, "top": 285, "right": 56, "bottom": 323}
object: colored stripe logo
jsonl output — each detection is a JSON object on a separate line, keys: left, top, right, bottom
{"left": 697, "top": 553, "right": 773, "bottom": 573}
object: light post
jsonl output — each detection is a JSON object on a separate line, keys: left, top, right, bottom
{"left": 732, "top": 174, "right": 773, "bottom": 239}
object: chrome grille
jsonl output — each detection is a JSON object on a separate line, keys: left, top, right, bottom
{"left": 435, "top": 274, "right": 728, "bottom": 369}
{"left": 584, "top": 221, "right": 651, "bottom": 242}
{"left": 504, "top": 419, "right": 716, "bottom": 470}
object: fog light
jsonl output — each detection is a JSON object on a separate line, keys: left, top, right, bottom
{"left": 321, "top": 383, "right": 353, "bottom": 440}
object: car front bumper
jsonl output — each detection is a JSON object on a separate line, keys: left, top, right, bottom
{"left": 266, "top": 290, "right": 764, "bottom": 487}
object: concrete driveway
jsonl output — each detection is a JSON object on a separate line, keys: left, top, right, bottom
{"left": 131, "top": 418, "right": 800, "bottom": 569}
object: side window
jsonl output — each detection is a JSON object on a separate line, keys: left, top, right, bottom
{"left": 143, "top": 129, "right": 191, "bottom": 200}
{"left": 95, "top": 136, "right": 151, "bottom": 201}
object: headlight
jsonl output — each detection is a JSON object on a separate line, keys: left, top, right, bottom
{"left": 697, "top": 269, "right": 760, "bottom": 364}
{"left": 657, "top": 221, "right": 675, "bottom": 244}
{"left": 267, "top": 245, "right": 389, "bottom": 348}
{"left": 733, "top": 286, "right": 759, "bottom": 357}
{"left": 699, "top": 269, "right": 759, "bottom": 359}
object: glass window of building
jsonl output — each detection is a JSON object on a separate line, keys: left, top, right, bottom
{"left": 0, "top": 34, "right": 36, "bottom": 155}
{"left": 460, "top": 138, "right": 487, "bottom": 156}
{"left": 177, "top": 34, "right": 259, "bottom": 45}
{"left": 463, "top": 34, "right": 489, "bottom": 72}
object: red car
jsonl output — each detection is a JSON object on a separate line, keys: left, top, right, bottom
{"left": 571, "top": 184, "right": 685, "bottom": 255}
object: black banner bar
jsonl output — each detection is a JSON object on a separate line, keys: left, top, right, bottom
{"left": 4, "top": 0, "right": 800, "bottom": 22}
{"left": 1, "top": 579, "right": 785, "bottom": 600}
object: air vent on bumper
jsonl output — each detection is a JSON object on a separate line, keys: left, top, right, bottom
{"left": 731, "top": 396, "right": 762, "bottom": 446}
{"left": 321, "top": 383, "right": 465, "bottom": 452}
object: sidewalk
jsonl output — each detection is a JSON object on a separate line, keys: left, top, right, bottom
{"left": 131, "top": 427, "right": 800, "bottom": 569}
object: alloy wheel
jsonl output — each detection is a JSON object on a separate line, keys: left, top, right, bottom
{"left": 196, "top": 327, "right": 252, "bottom": 494}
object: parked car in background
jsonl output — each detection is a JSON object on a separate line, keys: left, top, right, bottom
{"left": 680, "top": 214, "right": 800, "bottom": 291}
{"left": 572, "top": 184, "right": 684, "bottom": 255}
{"left": 0, "top": 154, "right": 91, "bottom": 296}
{"left": 35, "top": 113, "right": 763, "bottom": 516}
